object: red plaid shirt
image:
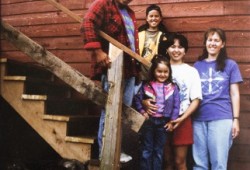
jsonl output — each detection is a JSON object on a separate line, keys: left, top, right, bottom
{"left": 81, "top": 0, "right": 140, "bottom": 79}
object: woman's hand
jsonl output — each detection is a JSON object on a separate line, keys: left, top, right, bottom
{"left": 164, "top": 122, "right": 173, "bottom": 132}
{"left": 171, "top": 117, "right": 185, "bottom": 129}
{"left": 142, "top": 98, "right": 158, "bottom": 116}
{"left": 232, "top": 119, "right": 240, "bottom": 138}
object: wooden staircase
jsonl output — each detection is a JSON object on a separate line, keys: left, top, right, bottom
{"left": 0, "top": 58, "right": 100, "bottom": 163}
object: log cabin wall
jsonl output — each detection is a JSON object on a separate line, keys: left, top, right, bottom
{"left": 1, "top": 0, "right": 249, "bottom": 169}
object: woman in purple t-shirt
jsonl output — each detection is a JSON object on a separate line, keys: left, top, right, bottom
{"left": 193, "top": 28, "right": 243, "bottom": 170}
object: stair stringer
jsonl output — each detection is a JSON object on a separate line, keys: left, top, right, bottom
{"left": 1, "top": 75, "right": 92, "bottom": 162}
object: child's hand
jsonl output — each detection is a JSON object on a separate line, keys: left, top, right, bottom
{"left": 164, "top": 122, "right": 173, "bottom": 132}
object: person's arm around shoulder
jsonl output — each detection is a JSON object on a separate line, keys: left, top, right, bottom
{"left": 230, "top": 83, "right": 240, "bottom": 138}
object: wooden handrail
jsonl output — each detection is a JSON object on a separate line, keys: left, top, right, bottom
{"left": 44, "top": 0, "right": 151, "bottom": 68}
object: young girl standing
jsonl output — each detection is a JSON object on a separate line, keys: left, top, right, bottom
{"left": 133, "top": 55, "right": 180, "bottom": 170}
{"left": 138, "top": 4, "right": 168, "bottom": 81}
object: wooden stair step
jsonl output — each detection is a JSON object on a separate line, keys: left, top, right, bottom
{"left": 65, "top": 136, "right": 96, "bottom": 144}
{"left": 4, "top": 75, "right": 27, "bottom": 81}
{"left": 0, "top": 58, "right": 7, "bottom": 63}
{"left": 43, "top": 114, "right": 86, "bottom": 122}
{"left": 22, "top": 94, "right": 47, "bottom": 100}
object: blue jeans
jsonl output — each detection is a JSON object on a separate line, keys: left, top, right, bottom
{"left": 98, "top": 75, "right": 135, "bottom": 156}
{"left": 192, "top": 119, "right": 233, "bottom": 170}
{"left": 140, "top": 117, "right": 169, "bottom": 170}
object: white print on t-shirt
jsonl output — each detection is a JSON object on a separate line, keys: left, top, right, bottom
{"left": 200, "top": 67, "right": 224, "bottom": 95}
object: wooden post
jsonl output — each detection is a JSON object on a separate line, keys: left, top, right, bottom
{"left": 100, "top": 45, "right": 123, "bottom": 169}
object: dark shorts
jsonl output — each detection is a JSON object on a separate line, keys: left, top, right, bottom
{"left": 173, "top": 116, "right": 193, "bottom": 145}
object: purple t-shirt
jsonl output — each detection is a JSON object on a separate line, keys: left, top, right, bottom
{"left": 193, "top": 59, "right": 243, "bottom": 121}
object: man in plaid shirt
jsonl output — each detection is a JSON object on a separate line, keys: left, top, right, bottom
{"left": 81, "top": 0, "right": 140, "bottom": 163}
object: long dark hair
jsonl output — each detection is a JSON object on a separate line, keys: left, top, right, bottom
{"left": 198, "top": 28, "right": 228, "bottom": 71}
{"left": 149, "top": 54, "right": 173, "bottom": 83}
{"left": 138, "top": 4, "right": 167, "bottom": 32}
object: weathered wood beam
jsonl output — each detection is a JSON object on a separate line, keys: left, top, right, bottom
{"left": 101, "top": 46, "right": 123, "bottom": 169}
{"left": 0, "top": 20, "right": 145, "bottom": 132}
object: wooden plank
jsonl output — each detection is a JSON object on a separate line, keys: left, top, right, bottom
{"left": 228, "top": 161, "right": 250, "bottom": 170}
{"left": 2, "top": 13, "right": 250, "bottom": 32}
{"left": 101, "top": 45, "right": 123, "bottom": 170}
{"left": 3, "top": 34, "right": 250, "bottom": 52}
{"left": 240, "top": 95, "right": 250, "bottom": 112}
{"left": 238, "top": 111, "right": 250, "bottom": 128}
{"left": 239, "top": 65, "right": 250, "bottom": 79}
{"left": 16, "top": 23, "right": 81, "bottom": 37}
{"left": 134, "top": 1, "right": 224, "bottom": 18}
{"left": 3, "top": 29, "right": 250, "bottom": 49}
{"left": 130, "top": 0, "right": 211, "bottom": 6}
{"left": 240, "top": 79, "right": 250, "bottom": 95}
{"left": 229, "top": 144, "right": 250, "bottom": 162}
{"left": 0, "top": 0, "right": 34, "bottom": 5}
{"left": 163, "top": 16, "right": 250, "bottom": 32}
{"left": 233, "top": 128, "right": 250, "bottom": 145}
{"left": 1, "top": 10, "right": 84, "bottom": 26}
{"left": 1, "top": 50, "right": 92, "bottom": 63}
{"left": 1, "top": 36, "right": 85, "bottom": 52}
{"left": 133, "top": 1, "right": 250, "bottom": 18}
{"left": 224, "top": 1, "right": 250, "bottom": 15}
{"left": 65, "top": 136, "right": 95, "bottom": 144}
{"left": 4, "top": 0, "right": 249, "bottom": 17}
{"left": 1, "top": 0, "right": 84, "bottom": 16}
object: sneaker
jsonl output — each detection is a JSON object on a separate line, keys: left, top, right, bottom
{"left": 120, "top": 152, "right": 132, "bottom": 163}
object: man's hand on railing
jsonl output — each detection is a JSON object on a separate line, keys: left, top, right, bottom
{"left": 94, "top": 48, "right": 111, "bottom": 68}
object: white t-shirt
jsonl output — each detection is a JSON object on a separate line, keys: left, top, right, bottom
{"left": 171, "top": 63, "right": 202, "bottom": 115}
